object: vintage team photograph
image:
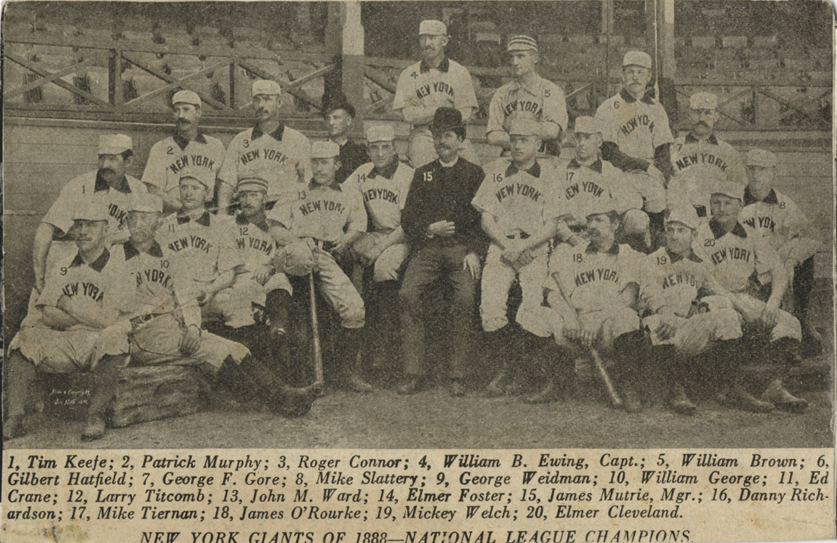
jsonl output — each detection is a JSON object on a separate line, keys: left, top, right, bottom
{"left": 2, "top": 0, "right": 834, "bottom": 450}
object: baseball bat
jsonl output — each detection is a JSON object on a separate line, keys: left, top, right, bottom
{"left": 309, "top": 270, "right": 324, "bottom": 387}
{"left": 589, "top": 347, "right": 622, "bottom": 408}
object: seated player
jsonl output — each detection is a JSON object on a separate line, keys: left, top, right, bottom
{"left": 540, "top": 197, "right": 645, "bottom": 410}
{"left": 344, "top": 125, "right": 414, "bottom": 369}
{"left": 557, "top": 116, "right": 650, "bottom": 252}
{"left": 4, "top": 199, "right": 133, "bottom": 441}
{"left": 694, "top": 182, "right": 807, "bottom": 412}
{"left": 268, "top": 141, "right": 370, "bottom": 392}
{"left": 740, "top": 149, "right": 822, "bottom": 355}
{"left": 639, "top": 207, "right": 743, "bottom": 414}
{"left": 471, "top": 119, "right": 560, "bottom": 396}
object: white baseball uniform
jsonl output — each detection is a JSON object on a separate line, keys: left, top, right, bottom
{"left": 344, "top": 159, "right": 414, "bottom": 282}
{"left": 739, "top": 187, "right": 820, "bottom": 265}
{"left": 555, "top": 158, "right": 644, "bottom": 225}
{"left": 487, "top": 75, "right": 568, "bottom": 153}
{"left": 472, "top": 158, "right": 560, "bottom": 336}
{"left": 141, "top": 133, "right": 226, "bottom": 200}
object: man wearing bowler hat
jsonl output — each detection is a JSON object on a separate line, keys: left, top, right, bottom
{"left": 398, "top": 108, "right": 487, "bottom": 396}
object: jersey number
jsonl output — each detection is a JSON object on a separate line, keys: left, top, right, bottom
{"left": 240, "top": 227, "right": 249, "bottom": 236}
{"left": 423, "top": 172, "right": 433, "bottom": 182}
{"left": 242, "top": 139, "right": 249, "bottom": 148}
{"left": 166, "top": 146, "right": 175, "bottom": 155}
{"left": 572, "top": 253, "right": 583, "bottom": 263}
{"left": 656, "top": 255, "right": 667, "bottom": 265}
{"left": 168, "top": 224, "right": 177, "bottom": 233}
{"left": 703, "top": 239, "right": 715, "bottom": 247}
{"left": 493, "top": 173, "right": 503, "bottom": 183}
{"left": 60, "top": 267, "right": 68, "bottom": 275}
{"left": 566, "top": 171, "right": 574, "bottom": 181}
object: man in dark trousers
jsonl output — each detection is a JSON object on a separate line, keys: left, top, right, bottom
{"left": 398, "top": 108, "right": 486, "bottom": 397}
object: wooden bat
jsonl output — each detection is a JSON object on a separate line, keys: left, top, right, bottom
{"left": 589, "top": 346, "right": 622, "bottom": 408}
{"left": 309, "top": 270, "right": 324, "bottom": 387}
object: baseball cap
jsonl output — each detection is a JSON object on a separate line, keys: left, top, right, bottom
{"left": 367, "top": 125, "right": 395, "bottom": 143}
{"left": 179, "top": 166, "right": 213, "bottom": 188}
{"left": 252, "top": 80, "right": 282, "bottom": 97}
{"left": 585, "top": 197, "right": 619, "bottom": 218}
{"left": 623, "top": 51, "right": 652, "bottom": 69}
{"left": 667, "top": 207, "right": 700, "bottom": 230}
{"left": 573, "top": 116, "right": 603, "bottom": 135}
{"left": 428, "top": 107, "right": 465, "bottom": 133}
{"left": 710, "top": 181, "right": 745, "bottom": 201}
{"left": 73, "top": 198, "right": 109, "bottom": 222}
{"left": 98, "top": 134, "right": 132, "bottom": 155}
{"left": 746, "top": 149, "right": 777, "bottom": 168}
{"left": 236, "top": 176, "right": 269, "bottom": 193}
{"left": 172, "top": 90, "right": 201, "bottom": 107}
{"left": 507, "top": 35, "right": 538, "bottom": 53}
{"left": 311, "top": 141, "right": 340, "bottom": 159}
{"left": 689, "top": 92, "right": 718, "bottom": 110}
{"left": 130, "top": 193, "right": 164, "bottom": 213}
{"left": 419, "top": 20, "right": 447, "bottom": 36}
{"left": 508, "top": 118, "right": 541, "bottom": 137}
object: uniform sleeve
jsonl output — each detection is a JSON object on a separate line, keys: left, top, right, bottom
{"left": 398, "top": 166, "right": 415, "bottom": 212}
{"left": 595, "top": 99, "right": 619, "bottom": 145}
{"left": 548, "top": 244, "right": 576, "bottom": 298}
{"left": 36, "top": 269, "right": 67, "bottom": 308}
{"left": 42, "top": 181, "right": 82, "bottom": 234}
{"left": 215, "top": 221, "right": 244, "bottom": 273}
{"left": 140, "top": 142, "right": 168, "bottom": 190}
{"left": 470, "top": 170, "right": 498, "bottom": 216}
{"left": 618, "top": 246, "right": 644, "bottom": 287}
{"left": 639, "top": 257, "right": 664, "bottom": 312}
{"left": 454, "top": 65, "right": 479, "bottom": 110}
{"left": 393, "top": 67, "right": 418, "bottom": 111}
{"left": 217, "top": 135, "right": 242, "bottom": 187}
{"left": 266, "top": 199, "right": 295, "bottom": 230}
{"left": 753, "top": 233, "right": 782, "bottom": 277}
{"left": 345, "top": 186, "right": 368, "bottom": 233}
{"left": 778, "top": 198, "right": 821, "bottom": 263}
{"left": 543, "top": 83, "right": 568, "bottom": 133}
{"left": 652, "top": 103, "right": 674, "bottom": 147}
{"left": 486, "top": 90, "right": 506, "bottom": 135}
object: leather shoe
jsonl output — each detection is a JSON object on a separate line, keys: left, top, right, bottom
{"left": 398, "top": 377, "right": 421, "bottom": 395}
{"left": 81, "top": 416, "right": 107, "bottom": 441}
{"left": 523, "top": 381, "right": 561, "bottom": 404}
{"left": 722, "top": 386, "right": 774, "bottom": 413}
{"left": 670, "top": 383, "right": 696, "bottom": 415}
{"left": 762, "top": 383, "right": 808, "bottom": 413}
{"left": 621, "top": 388, "right": 643, "bottom": 413}
{"left": 347, "top": 373, "right": 374, "bottom": 393}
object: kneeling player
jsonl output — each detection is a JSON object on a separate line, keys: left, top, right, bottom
{"left": 639, "top": 207, "right": 743, "bottom": 414}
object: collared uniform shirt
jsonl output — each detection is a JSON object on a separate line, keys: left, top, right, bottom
{"left": 157, "top": 211, "right": 241, "bottom": 284}
{"left": 595, "top": 89, "right": 673, "bottom": 161}
{"left": 393, "top": 57, "right": 478, "bottom": 124}
{"left": 141, "top": 133, "right": 226, "bottom": 195}
{"left": 487, "top": 75, "right": 568, "bottom": 137}
{"left": 42, "top": 170, "right": 147, "bottom": 235}
{"left": 344, "top": 158, "right": 414, "bottom": 232}
{"left": 739, "top": 187, "right": 820, "bottom": 264}
{"left": 693, "top": 221, "right": 781, "bottom": 293}
{"left": 641, "top": 248, "right": 711, "bottom": 317}
{"left": 555, "top": 158, "right": 643, "bottom": 222}
{"left": 549, "top": 241, "right": 643, "bottom": 313}
{"left": 472, "top": 158, "right": 561, "bottom": 237}
{"left": 268, "top": 181, "right": 366, "bottom": 243}
{"left": 667, "top": 133, "right": 746, "bottom": 216}
{"left": 218, "top": 123, "right": 311, "bottom": 205}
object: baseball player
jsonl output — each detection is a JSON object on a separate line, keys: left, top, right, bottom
{"left": 267, "top": 141, "right": 371, "bottom": 392}
{"left": 539, "top": 196, "right": 645, "bottom": 410}
{"left": 557, "top": 116, "right": 649, "bottom": 251}
{"left": 217, "top": 80, "right": 311, "bottom": 214}
{"left": 398, "top": 108, "right": 486, "bottom": 397}
{"left": 322, "top": 93, "right": 369, "bottom": 184}
{"left": 141, "top": 90, "right": 226, "bottom": 213}
{"left": 667, "top": 92, "right": 747, "bottom": 219}
{"left": 639, "top": 206, "right": 744, "bottom": 414}
{"left": 740, "top": 149, "right": 822, "bottom": 354}
{"left": 486, "top": 35, "right": 567, "bottom": 159}
{"left": 5, "top": 199, "right": 133, "bottom": 441}
{"left": 472, "top": 118, "right": 560, "bottom": 396}
{"left": 694, "top": 181, "right": 807, "bottom": 412}
{"left": 33, "top": 134, "right": 147, "bottom": 295}
{"left": 393, "top": 19, "right": 480, "bottom": 168}
{"left": 595, "top": 51, "right": 673, "bottom": 246}
{"left": 343, "top": 125, "right": 414, "bottom": 368}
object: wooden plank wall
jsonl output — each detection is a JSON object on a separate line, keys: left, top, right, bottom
{"left": 4, "top": 119, "right": 833, "bottom": 340}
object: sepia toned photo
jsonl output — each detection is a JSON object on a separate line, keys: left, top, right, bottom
{"left": 1, "top": 1, "right": 835, "bottom": 540}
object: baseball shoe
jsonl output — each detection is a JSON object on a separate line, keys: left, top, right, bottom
{"left": 448, "top": 379, "right": 466, "bottom": 397}
{"left": 621, "top": 388, "right": 643, "bottom": 413}
{"left": 719, "top": 386, "right": 774, "bottom": 413}
{"left": 279, "top": 384, "right": 318, "bottom": 418}
{"left": 397, "top": 377, "right": 421, "bottom": 395}
{"left": 3, "top": 416, "right": 26, "bottom": 441}
{"left": 523, "top": 381, "right": 562, "bottom": 404}
{"left": 762, "top": 381, "right": 808, "bottom": 413}
{"left": 347, "top": 373, "right": 374, "bottom": 393}
{"left": 669, "top": 383, "right": 696, "bottom": 415}
{"left": 81, "top": 416, "right": 107, "bottom": 441}
{"left": 484, "top": 370, "right": 508, "bottom": 397}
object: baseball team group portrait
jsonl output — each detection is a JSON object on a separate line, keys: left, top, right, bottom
{"left": 2, "top": 0, "right": 833, "bottom": 449}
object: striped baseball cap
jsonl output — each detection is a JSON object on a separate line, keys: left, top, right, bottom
{"left": 507, "top": 35, "right": 538, "bottom": 53}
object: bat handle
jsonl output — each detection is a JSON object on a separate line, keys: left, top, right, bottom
{"left": 590, "top": 347, "right": 622, "bottom": 408}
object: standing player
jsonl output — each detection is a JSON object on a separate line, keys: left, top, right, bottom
{"left": 5, "top": 200, "right": 133, "bottom": 441}
{"left": 486, "top": 35, "right": 567, "bottom": 159}
{"left": 694, "top": 182, "right": 807, "bottom": 412}
{"left": 557, "top": 117, "right": 649, "bottom": 251}
{"left": 539, "top": 197, "right": 645, "bottom": 410}
{"left": 472, "top": 119, "right": 560, "bottom": 396}
{"left": 141, "top": 90, "right": 226, "bottom": 213}
{"left": 595, "top": 51, "right": 672, "bottom": 246}
{"left": 344, "top": 125, "right": 414, "bottom": 368}
{"left": 217, "top": 80, "right": 311, "bottom": 213}
{"left": 639, "top": 207, "right": 744, "bottom": 414}
{"left": 667, "top": 92, "right": 747, "bottom": 219}
{"left": 268, "top": 141, "right": 370, "bottom": 392}
{"left": 739, "top": 149, "right": 822, "bottom": 354}
{"left": 33, "top": 135, "right": 146, "bottom": 294}
{"left": 398, "top": 108, "right": 486, "bottom": 397}
{"left": 393, "top": 19, "right": 480, "bottom": 168}
{"left": 322, "top": 94, "right": 369, "bottom": 184}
